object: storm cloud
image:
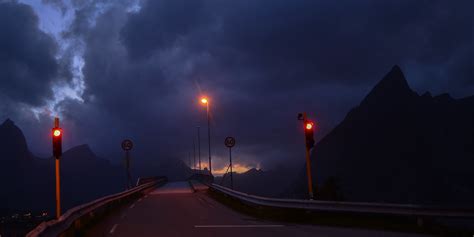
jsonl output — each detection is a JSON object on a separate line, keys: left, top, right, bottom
{"left": 2, "top": 0, "right": 473, "bottom": 171}
{"left": 0, "top": 1, "right": 59, "bottom": 106}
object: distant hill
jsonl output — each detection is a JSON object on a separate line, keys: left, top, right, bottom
{"left": 132, "top": 157, "right": 193, "bottom": 182}
{"left": 0, "top": 119, "right": 123, "bottom": 214}
{"left": 291, "top": 65, "right": 474, "bottom": 206}
{"left": 215, "top": 165, "right": 299, "bottom": 197}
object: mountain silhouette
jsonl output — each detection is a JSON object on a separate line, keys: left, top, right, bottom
{"left": 0, "top": 119, "right": 33, "bottom": 162}
{"left": 292, "top": 65, "right": 474, "bottom": 206}
{"left": 216, "top": 165, "right": 299, "bottom": 197}
{"left": 0, "top": 120, "right": 123, "bottom": 214}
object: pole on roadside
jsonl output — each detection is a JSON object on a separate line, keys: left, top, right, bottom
{"left": 52, "top": 117, "right": 62, "bottom": 219}
{"left": 126, "top": 150, "right": 131, "bottom": 189}
{"left": 298, "top": 112, "right": 315, "bottom": 199}
{"left": 229, "top": 148, "right": 233, "bottom": 189}
{"left": 197, "top": 126, "right": 202, "bottom": 173}
{"left": 206, "top": 102, "right": 212, "bottom": 175}
{"left": 121, "top": 139, "right": 134, "bottom": 190}
{"left": 193, "top": 139, "right": 196, "bottom": 173}
{"left": 224, "top": 137, "right": 236, "bottom": 190}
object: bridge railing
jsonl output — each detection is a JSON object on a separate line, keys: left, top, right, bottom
{"left": 27, "top": 176, "right": 167, "bottom": 237}
{"left": 210, "top": 183, "right": 474, "bottom": 219}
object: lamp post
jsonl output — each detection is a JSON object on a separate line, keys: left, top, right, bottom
{"left": 200, "top": 97, "right": 212, "bottom": 175}
{"left": 197, "top": 126, "right": 201, "bottom": 173}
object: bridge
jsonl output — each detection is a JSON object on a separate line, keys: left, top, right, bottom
{"left": 27, "top": 175, "right": 474, "bottom": 237}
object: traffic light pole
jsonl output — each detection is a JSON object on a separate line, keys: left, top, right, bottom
{"left": 55, "top": 157, "right": 61, "bottom": 218}
{"left": 305, "top": 142, "right": 314, "bottom": 199}
{"left": 302, "top": 113, "right": 314, "bottom": 199}
{"left": 53, "top": 117, "right": 61, "bottom": 219}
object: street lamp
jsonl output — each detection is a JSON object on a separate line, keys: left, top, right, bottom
{"left": 200, "top": 96, "right": 212, "bottom": 175}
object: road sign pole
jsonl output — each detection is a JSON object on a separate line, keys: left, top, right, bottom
{"left": 126, "top": 150, "right": 131, "bottom": 189}
{"left": 53, "top": 117, "right": 61, "bottom": 219}
{"left": 225, "top": 137, "right": 236, "bottom": 189}
{"left": 229, "top": 147, "right": 233, "bottom": 190}
{"left": 121, "top": 139, "right": 134, "bottom": 190}
{"left": 193, "top": 139, "right": 196, "bottom": 173}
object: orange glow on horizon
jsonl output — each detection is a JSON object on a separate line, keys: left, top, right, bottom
{"left": 212, "top": 163, "right": 256, "bottom": 176}
{"left": 53, "top": 129, "right": 61, "bottom": 137}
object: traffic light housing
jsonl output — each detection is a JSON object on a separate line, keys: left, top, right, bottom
{"left": 305, "top": 121, "right": 315, "bottom": 149}
{"left": 52, "top": 128, "right": 62, "bottom": 158}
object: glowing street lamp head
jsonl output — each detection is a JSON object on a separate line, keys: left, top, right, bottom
{"left": 53, "top": 129, "right": 61, "bottom": 137}
{"left": 305, "top": 122, "right": 313, "bottom": 130}
{"left": 200, "top": 97, "right": 208, "bottom": 104}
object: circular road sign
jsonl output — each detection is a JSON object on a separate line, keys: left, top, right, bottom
{"left": 121, "top": 139, "right": 133, "bottom": 151}
{"left": 225, "top": 137, "right": 236, "bottom": 148}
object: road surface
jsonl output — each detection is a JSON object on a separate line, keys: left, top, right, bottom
{"left": 86, "top": 181, "right": 433, "bottom": 237}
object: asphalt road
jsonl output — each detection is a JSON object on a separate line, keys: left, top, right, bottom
{"left": 86, "top": 182, "right": 433, "bottom": 237}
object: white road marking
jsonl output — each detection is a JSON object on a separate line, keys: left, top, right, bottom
{"left": 129, "top": 203, "right": 135, "bottom": 209}
{"left": 120, "top": 213, "right": 126, "bottom": 219}
{"left": 109, "top": 224, "right": 118, "bottom": 234}
{"left": 138, "top": 198, "right": 143, "bottom": 202}
{"left": 194, "top": 225, "right": 285, "bottom": 228}
{"left": 145, "top": 195, "right": 149, "bottom": 198}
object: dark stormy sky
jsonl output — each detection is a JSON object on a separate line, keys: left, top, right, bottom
{"left": 0, "top": 0, "right": 472, "bottom": 174}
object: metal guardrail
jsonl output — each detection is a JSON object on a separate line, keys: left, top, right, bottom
{"left": 136, "top": 176, "right": 165, "bottom": 186}
{"left": 211, "top": 184, "right": 474, "bottom": 218}
{"left": 27, "top": 177, "right": 167, "bottom": 237}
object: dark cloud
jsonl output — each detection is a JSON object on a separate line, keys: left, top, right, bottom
{"left": 55, "top": 0, "right": 473, "bottom": 169}
{"left": 3, "top": 0, "right": 472, "bottom": 172}
{"left": 0, "top": 1, "right": 59, "bottom": 106}
{"left": 120, "top": 0, "right": 210, "bottom": 60}
{"left": 117, "top": 0, "right": 473, "bottom": 92}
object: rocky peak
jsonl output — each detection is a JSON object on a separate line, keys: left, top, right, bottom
{"left": 0, "top": 118, "right": 30, "bottom": 161}
{"left": 361, "top": 65, "right": 417, "bottom": 107}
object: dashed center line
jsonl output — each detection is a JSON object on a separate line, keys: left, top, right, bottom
{"left": 129, "top": 203, "right": 135, "bottom": 209}
{"left": 138, "top": 198, "right": 143, "bottom": 202}
{"left": 109, "top": 224, "right": 118, "bottom": 234}
{"left": 194, "top": 225, "right": 285, "bottom": 228}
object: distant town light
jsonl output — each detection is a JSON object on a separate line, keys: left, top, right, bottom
{"left": 200, "top": 97, "right": 208, "bottom": 104}
{"left": 305, "top": 122, "right": 313, "bottom": 130}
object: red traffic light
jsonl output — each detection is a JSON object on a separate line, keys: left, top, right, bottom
{"left": 53, "top": 129, "right": 61, "bottom": 137}
{"left": 52, "top": 127, "right": 62, "bottom": 158}
{"left": 304, "top": 121, "right": 315, "bottom": 149}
